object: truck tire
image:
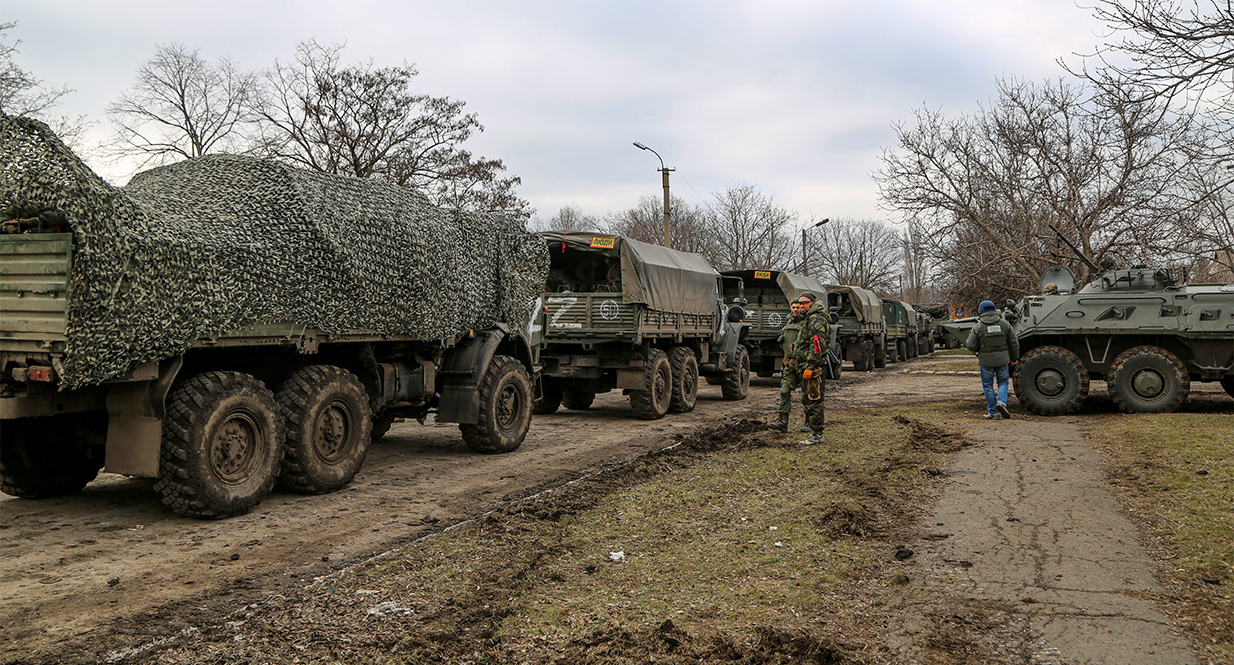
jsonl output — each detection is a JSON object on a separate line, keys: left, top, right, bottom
{"left": 874, "top": 337, "right": 887, "bottom": 368}
{"left": 721, "top": 344, "right": 751, "bottom": 401}
{"left": 371, "top": 410, "right": 396, "bottom": 440}
{"left": 533, "top": 380, "right": 563, "bottom": 415}
{"left": 562, "top": 389, "right": 596, "bottom": 410}
{"left": 1222, "top": 376, "right": 1234, "bottom": 398}
{"left": 668, "top": 346, "right": 699, "bottom": 413}
{"left": 1107, "top": 346, "right": 1190, "bottom": 414}
{"left": 0, "top": 413, "right": 105, "bottom": 498}
{"left": 1014, "top": 346, "right": 1089, "bottom": 416}
{"left": 630, "top": 348, "right": 672, "bottom": 419}
{"left": 461, "top": 355, "right": 532, "bottom": 454}
{"left": 908, "top": 337, "right": 918, "bottom": 358}
{"left": 896, "top": 339, "right": 907, "bottom": 363}
{"left": 275, "top": 365, "right": 372, "bottom": 494}
{"left": 154, "top": 371, "right": 284, "bottom": 519}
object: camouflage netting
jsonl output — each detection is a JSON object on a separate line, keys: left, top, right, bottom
{"left": 0, "top": 114, "right": 549, "bottom": 389}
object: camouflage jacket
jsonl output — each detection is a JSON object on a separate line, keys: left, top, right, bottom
{"left": 790, "top": 302, "right": 831, "bottom": 369}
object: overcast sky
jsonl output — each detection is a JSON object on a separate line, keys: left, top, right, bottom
{"left": 6, "top": 0, "right": 1113, "bottom": 226}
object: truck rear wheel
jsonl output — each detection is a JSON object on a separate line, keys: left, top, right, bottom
{"left": 721, "top": 344, "right": 750, "bottom": 401}
{"left": 1014, "top": 346, "right": 1089, "bottom": 416}
{"left": 533, "top": 380, "right": 563, "bottom": 414}
{"left": 562, "top": 389, "right": 596, "bottom": 410}
{"left": 668, "top": 346, "right": 699, "bottom": 413}
{"left": 275, "top": 365, "right": 372, "bottom": 494}
{"left": 874, "top": 337, "right": 887, "bottom": 368}
{"left": 859, "top": 339, "right": 875, "bottom": 371}
{"left": 630, "top": 348, "right": 672, "bottom": 419}
{"left": 155, "top": 371, "right": 284, "bottom": 519}
{"left": 461, "top": 355, "right": 532, "bottom": 453}
{"left": 1107, "top": 346, "right": 1190, "bottom": 414}
{"left": 0, "top": 413, "right": 106, "bottom": 498}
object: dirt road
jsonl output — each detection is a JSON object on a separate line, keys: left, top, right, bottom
{"left": 2, "top": 357, "right": 1228, "bottom": 664}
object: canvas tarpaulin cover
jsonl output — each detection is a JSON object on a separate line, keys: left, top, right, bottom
{"left": 824, "top": 284, "right": 885, "bottom": 324}
{"left": 0, "top": 114, "right": 549, "bottom": 389}
{"left": 543, "top": 232, "right": 720, "bottom": 315}
{"left": 775, "top": 272, "right": 828, "bottom": 302}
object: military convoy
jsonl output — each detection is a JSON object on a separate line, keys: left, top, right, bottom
{"left": 533, "top": 233, "right": 750, "bottom": 419}
{"left": 826, "top": 284, "right": 887, "bottom": 370}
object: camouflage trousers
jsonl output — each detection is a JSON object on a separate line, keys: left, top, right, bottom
{"left": 778, "top": 369, "right": 801, "bottom": 414}
{"left": 802, "top": 374, "right": 826, "bottom": 432}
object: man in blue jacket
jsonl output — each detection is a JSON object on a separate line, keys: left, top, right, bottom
{"left": 964, "top": 300, "right": 1020, "bottom": 420}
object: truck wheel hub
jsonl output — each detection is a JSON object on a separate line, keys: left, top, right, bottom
{"left": 1035, "top": 369, "right": 1065, "bottom": 396}
{"left": 1131, "top": 369, "right": 1164, "bottom": 398}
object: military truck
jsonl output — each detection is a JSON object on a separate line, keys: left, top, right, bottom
{"left": 0, "top": 116, "right": 546, "bottom": 518}
{"left": 825, "top": 284, "right": 886, "bottom": 370}
{"left": 720, "top": 269, "right": 828, "bottom": 377}
{"left": 903, "top": 302, "right": 922, "bottom": 358}
{"left": 940, "top": 227, "right": 1234, "bottom": 414}
{"left": 882, "top": 299, "right": 910, "bottom": 363}
{"left": 916, "top": 310, "right": 936, "bottom": 354}
{"left": 534, "top": 232, "right": 749, "bottom": 419}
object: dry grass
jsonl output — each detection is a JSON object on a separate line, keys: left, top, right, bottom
{"left": 135, "top": 405, "right": 976, "bottom": 665}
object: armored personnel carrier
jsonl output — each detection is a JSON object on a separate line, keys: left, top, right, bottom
{"left": 943, "top": 227, "right": 1234, "bottom": 414}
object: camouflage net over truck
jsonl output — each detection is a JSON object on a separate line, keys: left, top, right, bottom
{"left": 0, "top": 114, "right": 548, "bottom": 389}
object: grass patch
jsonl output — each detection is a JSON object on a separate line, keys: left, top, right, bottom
{"left": 910, "top": 359, "right": 980, "bottom": 373}
{"left": 932, "top": 348, "right": 974, "bottom": 357}
{"left": 1084, "top": 411, "right": 1234, "bottom": 661}
{"left": 140, "top": 406, "right": 975, "bottom": 664}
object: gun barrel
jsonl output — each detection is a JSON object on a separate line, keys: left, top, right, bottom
{"left": 1048, "top": 225, "right": 1101, "bottom": 274}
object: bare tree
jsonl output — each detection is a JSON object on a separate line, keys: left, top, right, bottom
{"left": 605, "top": 194, "right": 716, "bottom": 259}
{"left": 876, "top": 78, "right": 1215, "bottom": 302}
{"left": 706, "top": 184, "right": 797, "bottom": 270}
{"left": 250, "top": 40, "right": 529, "bottom": 218}
{"left": 106, "top": 43, "right": 256, "bottom": 167}
{"left": 529, "top": 205, "right": 602, "bottom": 233}
{"left": 807, "top": 218, "right": 903, "bottom": 294}
{"left": 0, "top": 21, "right": 89, "bottom": 147}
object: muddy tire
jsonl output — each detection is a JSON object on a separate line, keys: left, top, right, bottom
{"left": 630, "top": 349, "right": 672, "bottom": 419}
{"left": 0, "top": 413, "right": 106, "bottom": 498}
{"left": 856, "top": 339, "right": 875, "bottom": 371}
{"left": 533, "top": 379, "right": 563, "bottom": 414}
{"left": 371, "top": 410, "right": 396, "bottom": 440}
{"left": 667, "top": 346, "right": 699, "bottom": 413}
{"left": 1014, "top": 346, "right": 1089, "bottom": 416}
{"left": 275, "top": 366, "right": 372, "bottom": 494}
{"left": 1222, "top": 376, "right": 1234, "bottom": 398}
{"left": 461, "top": 355, "right": 533, "bottom": 454}
{"left": 874, "top": 337, "right": 887, "bottom": 368}
{"left": 721, "top": 344, "right": 751, "bottom": 401}
{"left": 562, "top": 389, "right": 596, "bottom": 411}
{"left": 155, "top": 372, "right": 284, "bottom": 519}
{"left": 1107, "top": 346, "right": 1190, "bottom": 414}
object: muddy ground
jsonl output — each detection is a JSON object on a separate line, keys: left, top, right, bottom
{"left": 2, "top": 357, "right": 1230, "bottom": 664}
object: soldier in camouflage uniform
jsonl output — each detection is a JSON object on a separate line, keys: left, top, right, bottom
{"left": 766, "top": 299, "right": 806, "bottom": 432}
{"left": 790, "top": 292, "right": 830, "bottom": 444}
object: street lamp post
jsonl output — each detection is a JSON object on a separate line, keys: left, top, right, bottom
{"left": 801, "top": 218, "right": 829, "bottom": 276}
{"left": 633, "top": 142, "right": 674, "bottom": 248}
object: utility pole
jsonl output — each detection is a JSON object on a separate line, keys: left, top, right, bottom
{"left": 801, "top": 217, "right": 829, "bottom": 275}
{"left": 633, "top": 142, "right": 674, "bottom": 248}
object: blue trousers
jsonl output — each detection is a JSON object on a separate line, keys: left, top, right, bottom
{"left": 980, "top": 364, "right": 1010, "bottom": 415}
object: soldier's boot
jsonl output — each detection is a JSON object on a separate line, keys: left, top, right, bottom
{"left": 767, "top": 413, "right": 789, "bottom": 432}
{"left": 803, "top": 430, "right": 825, "bottom": 445}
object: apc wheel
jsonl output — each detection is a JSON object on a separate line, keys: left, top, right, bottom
{"left": 668, "top": 346, "right": 700, "bottom": 413}
{"left": 0, "top": 413, "right": 106, "bottom": 498}
{"left": 874, "top": 337, "right": 887, "bottom": 368}
{"left": 275, "top": 366, "right": 372, "bottom": 494}
{"left": 721, "top": 344, "right": 751, "bottom": 401}
{"left": 155, "top": 372, "right": 283, "bottom": 519}
{"left": 371, "top": 410, "right": 396, "bottom": 440}
{"left": 630, "top": 349, "right": 672, "bottom": 419}
{"left": 1222, "top": 376, "right": 1234, "bottom": 398}
{"left": 562, "top": 389, "right": 596, "bottom": 410}
{"left": 533, "top": 379, "right": 563, "bottom": 415}
{"left": 1107, "top": 346, "right": 1190, "bottom": 414}
{"left": 461, "top": 355, "right": 532, "bottom": 453}
{"left": 1014, "top": 346, "right": 1089, "bottom": 416}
